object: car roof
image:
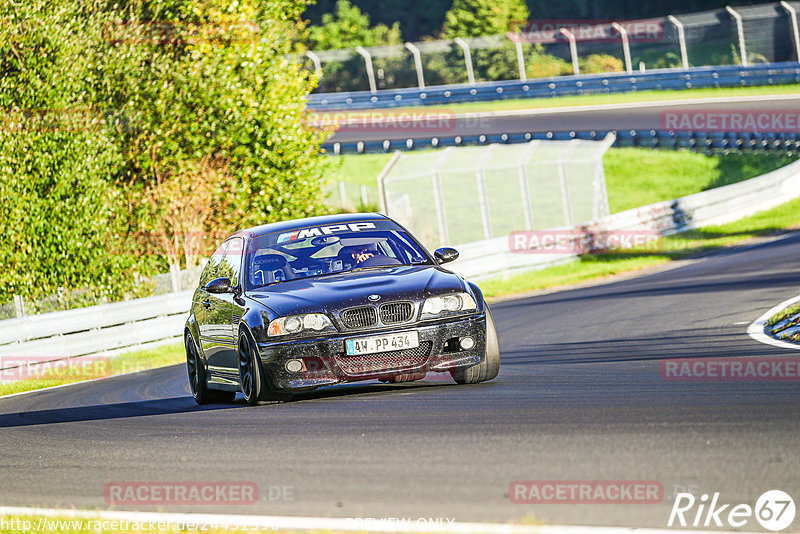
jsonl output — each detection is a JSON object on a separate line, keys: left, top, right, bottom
{"left": 230, "top": 212, "right": 394, "bottom": 239}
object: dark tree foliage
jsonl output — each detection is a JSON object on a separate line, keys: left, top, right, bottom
{"left": 305, "top": 0, "right": 773, "bottom": 42}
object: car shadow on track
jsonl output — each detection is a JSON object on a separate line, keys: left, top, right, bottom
{"left": 0, "top": 380, "right": 469, "bottom": 427}
{"left": 0, "top": 396, "right": 241, "bottom": 428}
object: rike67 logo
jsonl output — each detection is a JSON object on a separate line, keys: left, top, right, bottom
{"left": 668, "top": 490, "right": 796, "bottom": 532}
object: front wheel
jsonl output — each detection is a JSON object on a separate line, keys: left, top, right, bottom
{"left": 186, "top": 332, "right": 236, "bottom": 404}
{"left": 451, "top": 307, "right": 500, "bottom": 384}
{"left": 238, "top": 329, "right": 291, "bottom": 405}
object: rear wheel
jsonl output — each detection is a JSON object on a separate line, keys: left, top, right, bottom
{"left": 238, "top": 329, "right": 291, "bottom": 405}
{"left": 185, "top": 332, "right": 236, "bottom": 404}
{"left": 451, "top": 307, "right": 500, "bottom": 384}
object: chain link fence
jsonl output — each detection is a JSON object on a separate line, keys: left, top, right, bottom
{"left": 378, "top": 136, "right": 615, "bottom": 249}
{"left": 304, "top": 3, "right": 800, "bottom": 94}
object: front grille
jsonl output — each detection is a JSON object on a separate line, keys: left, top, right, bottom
{"left": 340, "top": 306, "right": 378, "bottom": 329}
{"left": 335, "top": 342, "right": 432, "bottom": 376}
{"left": 379, "top": 302, "right": 414, "bottom": 324}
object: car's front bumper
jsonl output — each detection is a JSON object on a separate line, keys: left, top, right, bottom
{"left": 257, "top": 314, "right": 486, "bottom": 391}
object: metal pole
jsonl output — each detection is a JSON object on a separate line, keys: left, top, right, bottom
{"left": 376, "top": 150, "right": 402, "bottom": 214}
{"left": 475, "top": 145, "right": 497, "bottom": 240}
{"left": 431, "top": 148, "right": 454, "bottom": 246}
{"left": 518, "top": 141, "right": 540, "bottom": 230}
{"left": 355, "top": 46, "right": 377, "bottom": 93}
{"left": 559, "top": 28, "right": 580, "bottom": 76}
{"left": 404, "top": 42, "right": 426, "bottom": 89}
{"left": 667, "top": 15, "right": 690, "bottom": 69}
{"left": 781, "top": 1, "right": 800, "bottom": 62}
{"left": 513, "top": 39, "right": 527, "bottom": 81}
{"left": 558, "top": 142, "right": 579, "bottom": 226}
{"left": 454, "top": 37, "right": 475, "bottom": 85}
{"left": 725, "top": 6, "right": 748, "bottom": 67}
{"left": 611, "top": 22, "right": 633, "bottom": 74}
{"left": 305, "top": 50, "right": 323, "bottom": 81}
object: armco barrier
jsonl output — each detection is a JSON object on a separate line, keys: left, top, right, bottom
{"left": 447, "top": 156, "right": 800, "bottom": 280}
{"left": 325, "top": 130, "right": 800, "bottom": 155}
{"left": 308, "top": 63, "right": 800, "bottom": 111}
{"left": 0, "top": 291, "right": 193, "bottom": 361}
{"left": 2, "top": 158, "right": 799, "bottom": 362}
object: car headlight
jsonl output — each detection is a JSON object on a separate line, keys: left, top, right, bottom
{"left": 267, "top": 313, "right": 335, "bottom": 337}
{"left": 421, "top": 292, "right": 477, "bottom": 319}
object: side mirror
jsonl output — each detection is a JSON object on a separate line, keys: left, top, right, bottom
{"left": 205, "top": 277, "right": 233, "bottom": 294}
{"left": 434, "top": 247, "right": 459, "bottom": 265}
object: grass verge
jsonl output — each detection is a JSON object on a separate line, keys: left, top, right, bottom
{"left": 0, "top": 342, "right": 184, "bottom": 398}
{"left": 481, "top": 196, "right": 800, "bottom": 299}
{"left": 314, "top": 84, "right": 800, "bottom": 116}
{"left": 766, "top": 303, "right": 800, "bottom": 327}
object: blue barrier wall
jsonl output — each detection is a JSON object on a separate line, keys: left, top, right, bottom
{"left": 324, "top": 130, "right": 800, "bottom": 155}
{"left": 308, "top": 63, "right": 800, "bottom": 111}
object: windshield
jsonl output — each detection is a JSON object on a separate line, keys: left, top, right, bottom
{"left": 245, "top": 220, "right": 430, "bottom": 289}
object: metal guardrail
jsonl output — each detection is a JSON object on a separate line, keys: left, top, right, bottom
{"left": 326, "top": 130, "right": 800, "bottom": 156}
{"left": 309, "top": 63, "right": 800, "bottom": 111}
{"left": 0, "top": 291, "right": 193, "bottom": 360}
{"left": 2, "top": 155, "right": 799, "bottom": 362}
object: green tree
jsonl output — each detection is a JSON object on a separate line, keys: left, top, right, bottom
{"left": 0, "top": 0, "right": 330, "bottom": 303}
{"left": 442, "top": 0, "right": 529, "bottom": 38}
{"left": 306, "top": 0, "right": 401, "bottom": 50}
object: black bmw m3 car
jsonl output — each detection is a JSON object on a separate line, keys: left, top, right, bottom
{"left": 184, "top": 213, "right": 500, "bottom": 405}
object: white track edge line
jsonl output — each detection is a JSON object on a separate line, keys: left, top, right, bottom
{"left": 747, "top": 293, "right": 800, "bottom": 350}
{"left": 0, "top": 506, "right": 759, "bottom": 534}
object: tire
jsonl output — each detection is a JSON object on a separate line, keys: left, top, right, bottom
{"left": 451, "top": 307, "right": 500, "bottom": 384}
{"left": 185, "top": 332, "right": 236, "bottom": 404}
{"left": 238, "top": 329, "right": 291, "bottom": 405}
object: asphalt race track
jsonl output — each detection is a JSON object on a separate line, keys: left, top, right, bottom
{"left": 1, "top": 232, "right": 799, "bottom": 530}
{"left": 328, "top": 95, "right": 800, "bottom": 144}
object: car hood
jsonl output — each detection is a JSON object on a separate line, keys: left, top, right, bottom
{"left": 246, "top": 265, "right": 466, "bottom": 317}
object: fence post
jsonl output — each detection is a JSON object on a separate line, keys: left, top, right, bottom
{"left": 668, "top": 15, "right": 690, "bottom": 69}
{"left": 454, "top": 38, "right": 476, "bottom": 85}
{"left": 725, "top": 6, "right": 748, "bottom": 67}
{"left": 360, "top": 184, "right": 369, "bottom": 208}
{"left": 559, "top": 28, "right": 580, "bottom": 76}
{"left": 377, "top": 150, "right": 403, "bottom": 214}
{"left": 611, "top": 22, "right": 633, "bottom": 74}
{"left": 306, "top": 50, "right": 323, "bottom": 83}
{"left": 170, "top": 263, "right": 181, "bottom": 293}
{"left": 355, "top": 46, "right": 378, "bottom": 93}
{"left": 512, "top": 39, "right": 527, "bottom": 81}
{"left": 338, "top": 181, "right": 348, "bottom": 210}
{"left": 781, "top": 1, "right": 800, "bottom": 62}
{"left": 13, "top": 294, "right": 25, "bottom": 318}
{"left": 558, "top": 142, "right": 579, "bottom": 226}
{"left": 404, "top": 42, "right": 426, "bottom": 89}
{"left": 518, "top": 141, "right": 540, "bottom": 231}
{"left": 475, "top": 145, "right": 497, "bottom": 239}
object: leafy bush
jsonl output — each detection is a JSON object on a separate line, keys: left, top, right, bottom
{"left": 580, "top": 54, "right": 624, "bottom": 74}
{"left": 0, "top": 0, "right": 329, "bottom": 303}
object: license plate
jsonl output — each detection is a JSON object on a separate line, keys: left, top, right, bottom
{"left": 345, "top": 331, "right": 419, "bottom": 356}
